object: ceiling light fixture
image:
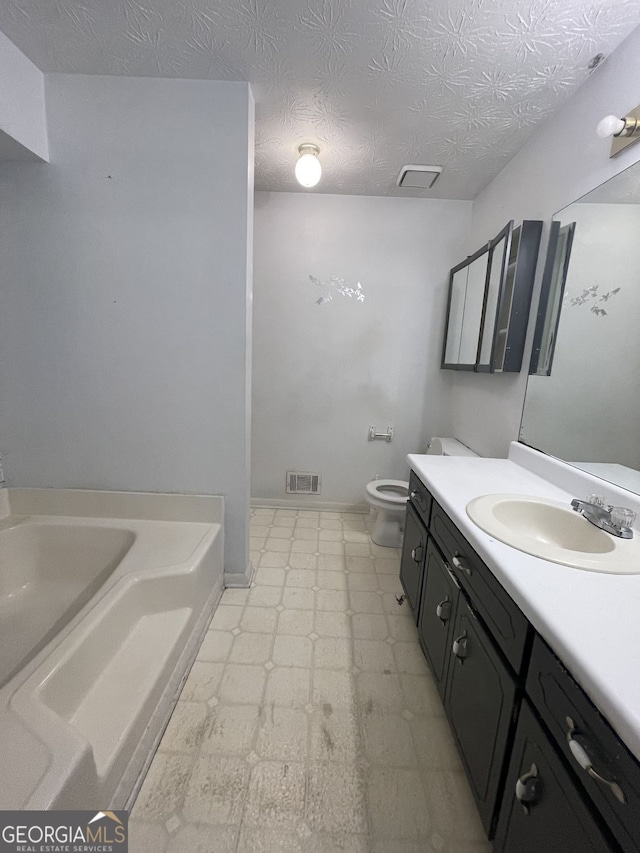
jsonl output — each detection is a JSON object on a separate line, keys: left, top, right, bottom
{"left": 295, "top": 143, "right": 321, "bottom": 188}
{"left": 597, "top": 105, "right": 640, "bottom": 157}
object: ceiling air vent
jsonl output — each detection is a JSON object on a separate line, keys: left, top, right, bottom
{"left": 396, "top": 164, "right": 443, "bottom": 189}
{"left": 286, "top": 471, "right": 321, "bottom": 495}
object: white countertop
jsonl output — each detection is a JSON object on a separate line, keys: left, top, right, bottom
{"left": 408, "top": 447, "right": 640, "bottom": 763}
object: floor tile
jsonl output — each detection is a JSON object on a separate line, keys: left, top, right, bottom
{"left": 243, "top": 761, "right": 306, "bottom": 828}
{"left": 273, "top": 634, "right": 313, "bottom": 667}
{"left": 128, "top": 821, "right": 169, "bottom": 853}
{"left": 362, "top": 712, "right": 418, "bottom": 767}
{"left": 367, "top": 766, "right": 431, "bottom": 840}
{"left": 312, "top": 669, "right": 355, "bottom": 710}
{"left": 182, "top": 754, "right": 249, "bottom": 824}
{"left": 158, "top": 702, "right": 210, "bottom": 753}
{"left": 248, "top": 586, "right": 283, "bottom": 607}
{"left": 306, "top": 762, "right": 367, "bottom": 834}
{"left": 351, "top": 613, "right": 388, "bottom": 640}
{"left": 310, "top": 707, "right": 360, "bottom": 763}
{"left": 240, "top": 606, "right": 279, "bottom": 634}
{"left": 229, "top": 632, "right": 273, "bottom": 665}
{"left": 285, "top": 568, "right": 316, "bottom": 588}
{"left": 314, "top": 611, "right": 351, "bottom": 638}
{"left": 315, "top": 589, "right": 349, "bottom": 612}
{"left": 255, "top": 706, "right": 309, "bottom": 762}
{"left": 353, "top": 639, "right": 396, "bottom": 672}
{"left": 132, "top": 506, "right": 487, "bottom": 852}
{"left": 277, "top": 608, "right": 314, "bottom": 636}
{"left": 264, "top": 666, "right": 311, "bottom": 708}
{"left": 132, "top": 752, "right": 194, "bottom": 820}
{"left": 180, "top": 662, "right": 224, "bottom": 703}
{"left": 282, "top": 587, "right": 315, "bottom": 610}
{"left": 165, "top": 823, "right": 238, "bottom": 853}
{"left": 255, "top": 566, "right": 286, "bottom": 586}
{"left": 197, "top": 630, "right": 233, "bottom": 663}
{"left": 201, "top": 704, "right": 260, "bottom": 755}
{"left": 314, "top": 637, "right": 352, "bottom": 670}
{"left": 209, "top": 604, "right": 244, "bottom": 631}
{"left": 356, "top": 672, "right": 405, "bottom": 714}
{"left": 218, "top": 664, "right": 267, "bottom": 705}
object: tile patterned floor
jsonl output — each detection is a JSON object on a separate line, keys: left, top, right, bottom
{"left": 129, "top": 508, "right": 491, "bottom": 853}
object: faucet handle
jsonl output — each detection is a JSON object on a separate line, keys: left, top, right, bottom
{"left": 611, "top": 507, "right": 636, "bottom": 530}
{"left": 587, "top": 494, "right": 607, "bottom": 507}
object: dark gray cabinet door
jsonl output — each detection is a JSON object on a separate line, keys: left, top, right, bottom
{"left": 494, "top": 700, "right": 619, "bottom": 853}
{"left": 417, "top": 541, "right": 459, "bottom": 696}
{"left": 444, "top": 603, "right": 517, "bottom": 835}
{"left": 399, "top": 504, "right": 427, "bottom": 619}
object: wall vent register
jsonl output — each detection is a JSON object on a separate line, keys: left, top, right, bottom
{"left": 286, "top": 471, "right": 321, "bottom": 494}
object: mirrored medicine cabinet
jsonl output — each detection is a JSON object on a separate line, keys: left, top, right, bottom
{"left": 441, "top": 220, "right": 542, "bottom": 373}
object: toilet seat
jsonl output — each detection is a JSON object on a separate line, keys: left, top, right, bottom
{"left": 365, "top": 479, "right": 409, "bottom": 510}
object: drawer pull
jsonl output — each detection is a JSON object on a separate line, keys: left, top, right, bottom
{"left": 436, "top": 597, "right": 451, "bottom": 624}
{"left": 452, "top": 632, "right": 468, "bottom": 661}
{"left": 452, "top": 554, "right": 471, "bottom": 576}
{"left": 515, "top": 763, "right": 540, "bottom": 815}
{"left": 411, "top": 545, "right": 423, "bottom": 562}
{"left": 565, "top": 716, "right": 626, "bottom": 804}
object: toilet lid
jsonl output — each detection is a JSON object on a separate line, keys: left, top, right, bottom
{"left": 365, "top": 479, "right": 409, "bottom": 505}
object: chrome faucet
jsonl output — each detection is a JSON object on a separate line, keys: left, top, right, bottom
{"left": 571, "top": 495, "right": 636, "bottom": 539}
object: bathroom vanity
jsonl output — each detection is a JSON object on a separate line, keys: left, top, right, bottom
{"left": 400, "top": 446, "right": 640, "bottom": 852}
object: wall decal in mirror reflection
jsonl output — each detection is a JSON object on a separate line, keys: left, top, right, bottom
{"left": 563, "top": 284, "right": 621, "bottom": 315}
{"left": 308, "top": 274, "right": 365, "bottom": 306}
{"left": 521, "top": 159, "right": 640, "bottom": 496}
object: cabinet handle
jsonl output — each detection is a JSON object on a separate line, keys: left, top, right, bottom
{"left": 436, "top": 597, "right": 451, "bottom": 624}
{"left": 565, "top": 717, "right": 626, "bottom": 804}
{"left": 452, "top": 631, "right": 468, "bottom": 661}
{"left": 452, "top": 554, "right": 471, "bottom": 576}
{"left": 411, "top": 545, "right": 423, "bottom": 562}
{"left": 515, "top": 763, "right": 541, "bottom": 815}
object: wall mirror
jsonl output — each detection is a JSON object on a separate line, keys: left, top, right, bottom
{"left": 520, "top": 159, "right": 640, "bottom": 494}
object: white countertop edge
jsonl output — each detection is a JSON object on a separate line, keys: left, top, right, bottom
{"left": 407, "top": 446, "right": 640, "bottom": 765}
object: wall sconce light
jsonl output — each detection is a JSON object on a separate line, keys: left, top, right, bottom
{"left": 597, "top": 106, "right": 640, "bottom": 157}
{"left": 295, "top": 143, "right": 321, "bottom": 188}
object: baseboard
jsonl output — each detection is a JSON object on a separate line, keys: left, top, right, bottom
{"left": 251, "top": 497, "right": 369, "bottom": 513}
{"left": 224, "top": 560, "right": 255, "bottom": 588}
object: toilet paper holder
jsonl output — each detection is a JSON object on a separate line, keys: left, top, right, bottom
{"left": 368, "top": 425, "right": 394, "bottom": 443}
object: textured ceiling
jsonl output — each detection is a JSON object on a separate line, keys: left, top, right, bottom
{"left": 1, "top": 1, "right": 640, "bottom": 198}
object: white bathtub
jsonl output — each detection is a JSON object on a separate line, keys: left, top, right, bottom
{"left": 0, "top": 488, "right": 224, "bottom": 811}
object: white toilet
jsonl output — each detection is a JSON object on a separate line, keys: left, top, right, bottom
{"left": 364, "top": 437, "right": 478, "bottom": 548}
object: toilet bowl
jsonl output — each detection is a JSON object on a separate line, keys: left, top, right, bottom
{"left": 364, "top": 479, "right": 410, "bottom": 548}
{"left": 364, "top": 437, "right": 478, "bottom": 548}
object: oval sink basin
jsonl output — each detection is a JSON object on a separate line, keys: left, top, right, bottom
{"left": 466, "top": 494, "right": 640, "bottom": 573}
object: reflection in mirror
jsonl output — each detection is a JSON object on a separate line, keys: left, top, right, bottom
{"left": 520, "top": 160, "right": 640, "bottom": 495}
{"left": 459, "top": 251, "right": 489, "bottom": 364}
{"left": 444, "top": 265, "right": 469, "bottom": 365}
{"left": 479, "top": 234, "right": 508, "bottom": 367}
{"left": 530, "top": 221, "right": 575, "bottom": 375}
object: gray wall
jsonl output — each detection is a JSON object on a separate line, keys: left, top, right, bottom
{"left": 252, "top": 191, "right": 471, "bottom": 507}
{"left": 0, "top": 74, "right": 254, "bottom": 580}
{"left": 451, "top": 24, "right": 640, "bottom": 459}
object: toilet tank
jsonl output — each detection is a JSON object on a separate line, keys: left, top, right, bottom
{"left": 427, "top": 437, "right": 479, "bottom": 457}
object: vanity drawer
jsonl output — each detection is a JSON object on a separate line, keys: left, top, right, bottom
{"left": 527, "top": 635, "right": 640, "bottom": 853}
{"left": 430, "top": 501, "right": 531, "bottom": 674}
{"left": 408, "top": 470, "right": 432, "bottom": 528}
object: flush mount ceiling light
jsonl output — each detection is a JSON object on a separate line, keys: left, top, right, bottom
{"left": 295, "top": 143, "right": 321, "bottom": 188}
{"left": 597, "top": 105, "right": 640, "bottom": 157}
{"left": 396, "top": 164, "right": 444, "bottom": 190}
